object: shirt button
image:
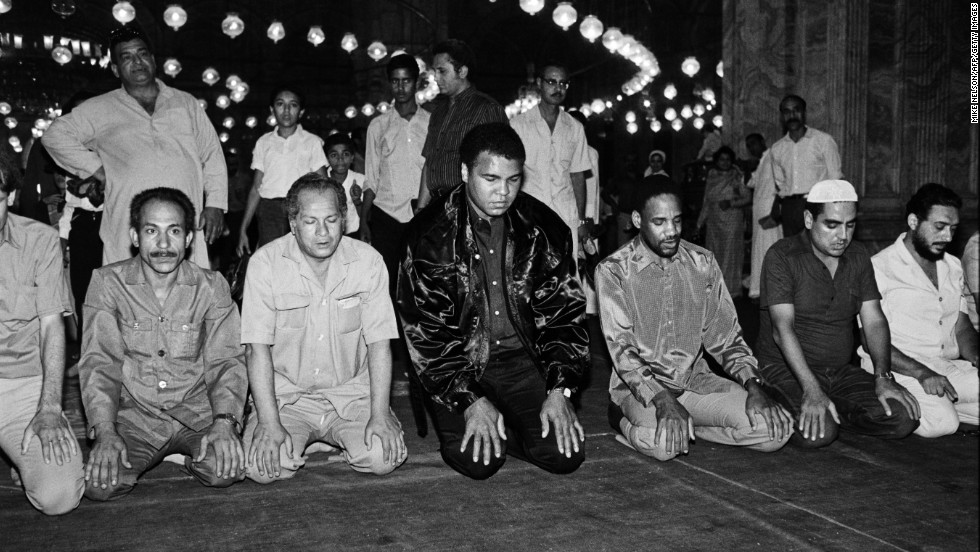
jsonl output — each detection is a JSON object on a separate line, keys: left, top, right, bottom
{"left": 322, "top": 299, "right": 327, "bottom": 306}
{"left": 318, "top": 334, "right": 324, "bottom": 341}
{"left": 157, "top": 350, "right": 165, "bottom": 357}
{"left": 489, "top": 249, "right": 495, "bottom": 254}
{"left": 494, "top": 310, "right": 500, "bottom": 315}
{"left": 158, "top": 381, "right": 168, "bottom": 389}
{"left": 492, "top": 281, "right": 498, "bottom": 286}
{"left": 181, "top": 324, "right": 188, "bottom": 331}
{"left": 475, "top": 254, "right": 481, "bottom": 260}
{"left": 939, "top": 321, "right": 943, "bottom": 326}
{"left": 314, "top": 369, "right": 320, "bottom": 375}
{"left": 495, "top": 340, "right": 500, "bottom": 345}
{"left": 938, "top": 297, "right": 943, "bottom": 302}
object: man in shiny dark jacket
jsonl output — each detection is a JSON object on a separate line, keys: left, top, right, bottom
{"left": 398, "top": 123, "right": 589, "bottom": 479}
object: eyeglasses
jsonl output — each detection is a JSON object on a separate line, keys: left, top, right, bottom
{"left": 541, "top": 78, "right": 570, "bottom": 89}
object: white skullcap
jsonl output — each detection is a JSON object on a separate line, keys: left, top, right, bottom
{"left": 649, "top": 150, "right": 666, "bottom": 163}
{"left": 806, "top": 179, "right": 858, "bottom": 203}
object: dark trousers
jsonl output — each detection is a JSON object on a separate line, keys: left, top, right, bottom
{"left": 369, "top": 205, "right": 410, "bottom": 359}
{"left": 431, "top": 351, "right": 585, "bottom": 480}
{"left": 84, "top": 415, "right": 239, "bottom": 501}
{"left": 257, "top": 198, "right": 289, "bottom": 248}
{"left": 780, "top": 194, "right": 808, "bottom": 237}
{"left": 760, "top": 362, "right": 918, "bottom": 448}
{"left": 68, "top": 210, "right": 103, "bottom": 331}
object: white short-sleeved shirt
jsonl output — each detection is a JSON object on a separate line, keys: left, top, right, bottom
{"left": 327, "top": 168, "right": 363, "bottom": 233}
{"left": 510, "top": 106, "right": 590, "bottom": 228}
{"left": 859, "top": 233, "right": 968, "bottom": 370}
{"left": 364, "top": 108, "right": 430, "bottom": 223}
{"left": 251, "top": 126, "right": 327, "bottom": 199}
{"left": 769, "top": 127, "right": 842, "bottom": 197}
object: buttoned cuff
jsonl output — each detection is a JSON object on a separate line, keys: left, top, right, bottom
{"left": 631, "top": 375, "right": 668, "bottom": 409}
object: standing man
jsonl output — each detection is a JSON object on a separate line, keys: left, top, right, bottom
{"left": 417, "top": 39, "right": 506, "bottom": 209}
{"left": 362, "top": 53, "right": 430, "bottom": 369}
{"left": 237, "top": 86, "right": 328, "bottom": 256}
{"left": 598, "top": 178, "right": 791, "bottom": 460}
{"left": 399, "top": 123, "right": 589, "bottom": 480}
{"left": 241, "top": 174, "right": 406, "bottom": 483}
{"left": 768, "top": 95, "right": 842, "bottom": 236}
{"left": 43, "top": 25, "right": 227, "bottom": 268}
{"left": 746, "top": 133, "right": 783, "bottom": 299}
{"left": 860, "top": 184, "right": 978, "bottom": 437}
{"left": 510, "top": 61, "right": 591, "bottom": 258}
{"left": 81, "top": 188, "right": 247, "bottom": 500}
{"left": 0, "top": 151, "right": 83, "bottom": 515}
{"left": 757, "top": 179, "right": 919, "bottom": 448}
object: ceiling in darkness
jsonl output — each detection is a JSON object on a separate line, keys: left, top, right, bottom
{"left": 1, "top": 0, "right": 721, "bottom": 146}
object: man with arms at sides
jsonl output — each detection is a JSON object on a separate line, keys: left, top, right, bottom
{"left": 598, "top": 177, "right": 791, "bottom": 461}
{"left": 416, "top": 39, "right": 507, "bottom": 210}
{"left": 242, "top": 174, "right": 406, "bottom": 483}
{"left": 399, "top": 123, "right": 588, "bottom": 479}
{"left": 768, "top": 95, "right": 842, "bottom": 237}
{"left": 237, "top": 86, "right": 328, "bottom": 256}
{"left": 509, "top": 61, "right": 591, "bottom": 259}
{"left": 81, "top": 188, "right": 247, "bottom": 500}
{"left": 757, "top": 179, "right": 919, "bottom": 448}
{"left": 0, "top": 151, "right": 83, "bottom": 515}
{"left": 859, "top": 184, "right": 977, "bottom": 437}
{"left": 43, "top": 25, "right": 227, "bottom": 268}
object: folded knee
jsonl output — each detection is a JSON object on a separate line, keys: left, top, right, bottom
{"left": 915, "top": 412, "right": 960, "bottom": 438}
{"left": 789, "top": 423, "right": 838, "bottom": 449}
{"left": 83, "top": 480, "right": 134, "bottom": 502}
{"left": 28, "top": 484, "right": 83, "bottom": 515}
{"left": 441, "top": 449, "right": 504, "bottom": 480}
{"left": 350, "top": 452, "right": 404, "bottom": 476}
{"left": 531, "top": 449, "right": 584, "bottom": 474}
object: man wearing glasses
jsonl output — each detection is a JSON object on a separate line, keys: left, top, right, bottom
{"left": 510, "top": 61, "right": 592, "bottom": 258}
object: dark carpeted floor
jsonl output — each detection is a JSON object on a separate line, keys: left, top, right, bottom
{"left": 2, "top": 302, "right": 977, "bottom": 552}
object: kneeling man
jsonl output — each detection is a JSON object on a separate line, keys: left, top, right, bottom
{"left": 757, "top": 180, "right": 919, "bottom": 447}
{"left": 242, "top": 174, "right": 406, "bottom": 483}
{"left": 597, "top": 177, "right": 792, "bottom": 460}
{"left": 399, "top": 123, "right": 589, "bottom": 480}
{"left": 1, "top": 152, "right": 83, "bottom": 514}
{"left": 81, "top": 188, "right": 248, "bottom": 500}
{"left": 860, "top": 184, "right": 978, "bottom": 437}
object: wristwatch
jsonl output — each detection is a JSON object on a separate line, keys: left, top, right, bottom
{"left": 213, "top": 413, "right": 242, "bottom": 432}
{"left": 875, "top": 372, "right": 895, "bottom": 381}
{"left": 743, "top": 376, "right": 763, "bottom": 390}
{"left": 551, "top": 387, "right": 572, "bottom": 398}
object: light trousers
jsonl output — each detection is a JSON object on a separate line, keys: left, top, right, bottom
{"left": 0, "top": 376, "right": 84, "bottom": 515}
{"left": 243, "top": 396, "right": 403, "bottom": 484}
{"left": 613, "top": 378, "right": 788, "bottom": 461}
{"left": 887, "top": 359, "right": 978, "bottom": 438}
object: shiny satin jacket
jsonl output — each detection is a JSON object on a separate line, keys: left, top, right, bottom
{"left": 398, "top": 185, "right": 589, "bottom": 413}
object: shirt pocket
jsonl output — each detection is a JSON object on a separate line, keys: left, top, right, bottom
{"left": 336, "top": 295, "right": 362, "bottom": 334}
{"left": 274, "top": 293, "right": 310, "bottom": 330}
{"left": 0, "top": 285, "right": 37, "bottom": 328}
{"left": 169, "top": 320, "right": 204, "bottom": 360}
{"left": 120, "top": 317, "right": 156, "bottom": 357}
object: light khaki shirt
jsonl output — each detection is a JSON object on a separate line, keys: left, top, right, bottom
{"left": 241, "top": 235, "right": 398, "bottom": 420}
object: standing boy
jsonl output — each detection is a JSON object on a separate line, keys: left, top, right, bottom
{"left": 237, "top": 87, "right": 328, "bottom": 255}
{"left": 324, "top": 133, "right": 363, "bottom": 237}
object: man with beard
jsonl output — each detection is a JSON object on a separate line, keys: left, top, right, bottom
{"left": 859, "top": 184, "right": 978, "bottom": 437}
{"left": 43, "top": 25, "right": 227, "bottom": 268}
{"left": 597, "top": 177, "right": 792, "bottom": 461}
{"left": 768, "top": 95, "right": 842, "bottom": 236}
{"left": 510, "top": 61, "right": 591, "bottom": 258}
{"left": 80, "top": 188, "right": 247, "bottom": 500}
{"left": 758, "top": 179, "right": 920, "bottom": 448}
{"left": 399, "top": 123, "right": 588, "bottom": 479}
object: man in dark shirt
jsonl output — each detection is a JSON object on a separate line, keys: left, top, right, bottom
{"left": 416, "top": 39, "right": 507, "bottom": 210}
{"left": 399, "top": 123, "right": 588, "bottom": 479}
{"left": 757, "top": 179, "right": 919, "bottom": 448}
{"left": 81, "top": 187, "right": 248, "bottom": 499}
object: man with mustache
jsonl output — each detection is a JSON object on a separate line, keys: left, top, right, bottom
{"left": 858, "top": 184, "right": 978, "bottom": 437}
{"left": 509, "top": 61, "right": 591, "bottom": 259}
{"left": 757, "top": 179, "right": 919, "bottom": 448}
{"left": 768, "top": 95, "right": 842, "bottom": 237}
{"left": 399, "top": 123, "right": 588, "bottom": 479}
{"left": 597, "top": 177, "right": 792, "bottom": 461}
{"left": 43, "top": 25, "right": 227, "bottom": 269}
{"left": 80, "top": 188, "right": 247, "bottom": 500}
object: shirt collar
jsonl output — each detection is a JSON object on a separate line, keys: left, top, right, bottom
{"left": 282, "top": 233, "right": 358, "bottom": 274}
{"left": 0, "top": 213, "right": 22, "bottom": 249}
{"left": 273, "top": 125, "right": 305, "bottom": 141}
{"left": 122, "top": 255, "right": 197, "bottom": 286}
{"left": 629, "top": 235, "right": 679, "bottom": 272}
